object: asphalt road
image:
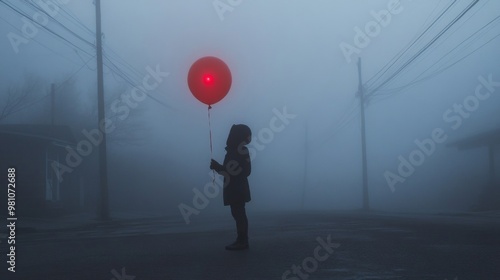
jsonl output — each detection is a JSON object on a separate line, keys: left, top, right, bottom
{"left": 3, "top": 211, "right": 500, "bottom": 280}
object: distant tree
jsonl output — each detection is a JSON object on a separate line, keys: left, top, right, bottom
{"left": 0, "top": 75, "right": 43, "bottom": 122}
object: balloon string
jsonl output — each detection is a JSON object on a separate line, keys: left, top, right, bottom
{"left": 208, "top": 105, "right": 215, "bottom": 184}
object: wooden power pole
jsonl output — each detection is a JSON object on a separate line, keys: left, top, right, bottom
{"left": 95, "top": 0, "right": 109, "bottom": 220}
{"left": 357, "top": 58, "right": 369, "bottom": 211}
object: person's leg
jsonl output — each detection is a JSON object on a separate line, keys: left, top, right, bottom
{"left": 233, "top": 203, "right": 248, "bottom": 243}
{"left": 230, "top": 204, "right": 240, "bottom": 237}
{"left": 228, "top": 204, "right": 240, "bottom": 243}
{"left": 226, "top": 203, "right": 249, "bottom": 250}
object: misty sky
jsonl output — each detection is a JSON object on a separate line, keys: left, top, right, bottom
{"left": 1, "top": 0, "right": 499, "bottom": 213}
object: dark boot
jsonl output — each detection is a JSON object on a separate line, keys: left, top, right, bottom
{"left": 225, "top": 233, "right": 249, "bottom": 251}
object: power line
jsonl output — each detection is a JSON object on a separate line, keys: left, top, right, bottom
{"left": 415, "top": 13, "right": 500, "bottom": 79}
{"left": 20, "top": 0, "right": 95, "bottom": 48}
{"left": 320, "top": 0, "right": 489, "bottom": 147}
{"left": 404, "top": 0, "right": 491, "bottom": 72}
{"left": 1, "top": 0, "right": 173, "bottom": 111}
{"left": 371, "top": 30, "right": 500, "bottom": 105}
{"left": 0, "top": 0, "right": 95, "bottom": 57}
{"left": 27, "top": 0, "right": 152, "bottom": 87}
{"left": 321, "top": 1, "right": 466, "bottom": 143}
{"left": 0, "top": 13, "right": 83, "bottom": 66}
{"left": 364, "top": 0, "right": 458, "bottom": 89}
{"left": 56, "top": 2, "right": 96, "bottom": 37}
{"left": 102, "top": 55, "right": 173, "bottom": 109}
{"left": 366, "top": 0, "right": 480, "bottom": 97}
{"left": 369, "top": 14, "right": 500, "bottom": 103}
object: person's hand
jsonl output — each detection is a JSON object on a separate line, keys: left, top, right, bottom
{"left": 210, "top": 159, "right": 222, "bottom": 171}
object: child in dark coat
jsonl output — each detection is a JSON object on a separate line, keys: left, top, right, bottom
{"left": 210, "top": 124, "right": 252, "bottom": 250}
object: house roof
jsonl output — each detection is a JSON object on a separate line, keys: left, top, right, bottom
{"left": 447, "top": 128, "right": 500, "bottom": 150}
{"left": 0, "top": 124, "right": 76, "bottom": 145}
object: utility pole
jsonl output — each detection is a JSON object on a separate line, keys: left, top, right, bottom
{"left": 357, "top": 58, "right": 369, "bottom": 211}
{"left": 50, "top": 83, "right": 55, "bottom": 125}
{"left": 95, "top": 0, "right": 109, "bottom": 220}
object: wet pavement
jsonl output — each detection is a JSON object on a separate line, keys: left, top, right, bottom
{"left": 3, "top": 210, "right": 500, "bottom": 280}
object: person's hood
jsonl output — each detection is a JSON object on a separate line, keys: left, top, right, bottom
{"left": 226, "top": 124, "right": 251, "bottom": 149}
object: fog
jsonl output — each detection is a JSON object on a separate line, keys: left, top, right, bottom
{"left": 1, "top": 0, "right": 499, "bottom": 220}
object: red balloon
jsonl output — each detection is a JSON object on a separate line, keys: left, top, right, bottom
{"left": 188, "top": 56, "right": 232, "bottom": 106}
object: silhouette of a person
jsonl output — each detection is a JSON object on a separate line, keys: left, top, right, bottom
{"left": 210, "top": 124, "right": 252, "bottom": 250}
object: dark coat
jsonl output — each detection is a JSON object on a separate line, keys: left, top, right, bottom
{"left": 213, "top": 125, "right": 252, "bottom": 206}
